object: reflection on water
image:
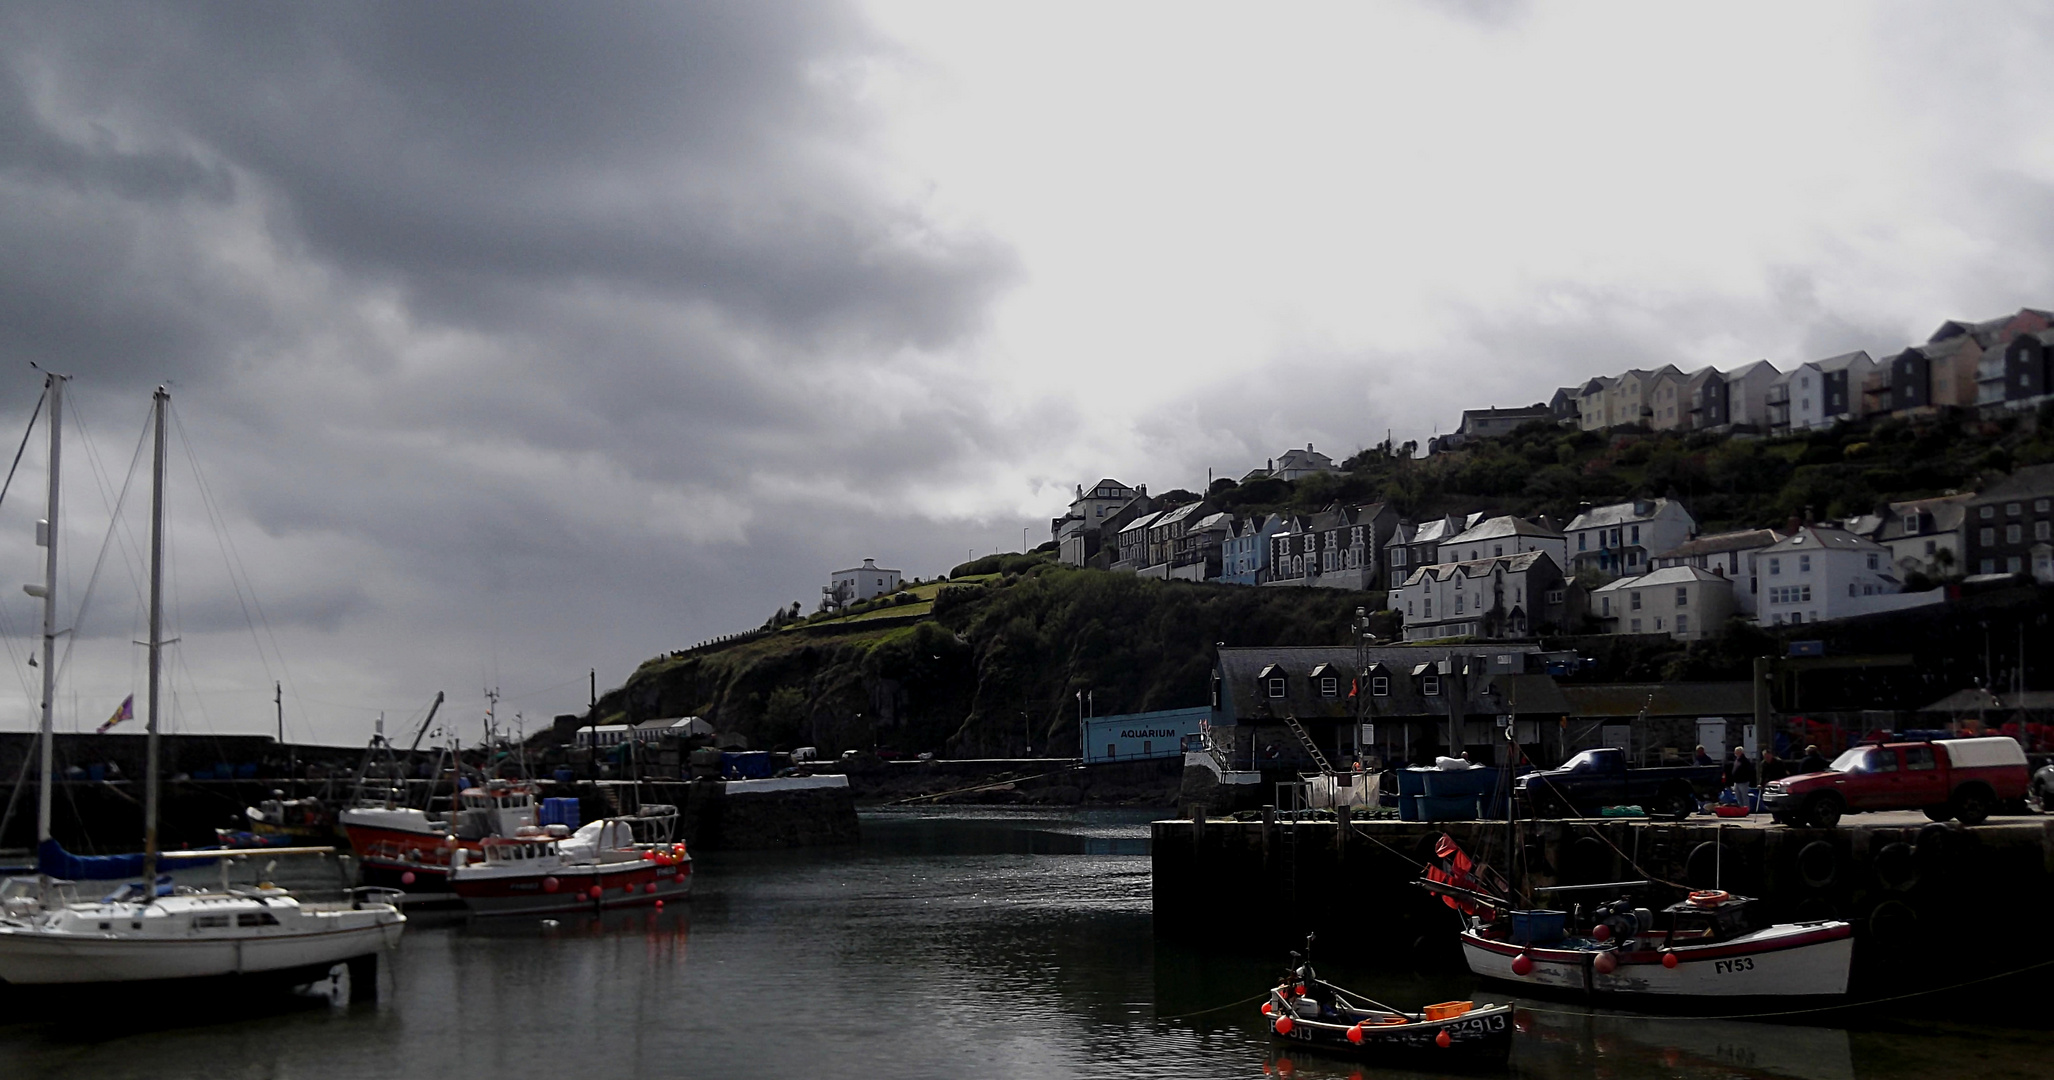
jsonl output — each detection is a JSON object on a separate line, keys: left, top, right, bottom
{"left": 1, "top": 807, "right": 2048, "bottom": 1079}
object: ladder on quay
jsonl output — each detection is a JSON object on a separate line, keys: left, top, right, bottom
{"left": 1281, "top": 714, "right": 1334, "bottom": 776}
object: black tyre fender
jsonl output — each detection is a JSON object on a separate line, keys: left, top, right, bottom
{"left": 2028, "top": 777, "right": 2051, "bottom": 815}
{"left": 1684, "top": 841, "right": 1731, "bottom": 890}
{"left": 1795, "top": 840, "right": 1839, "bottom": 890}
{"left": 1804, "top": 793, "right": 1843, "bottom": 829}
{"left": 1866, "top": 898, "right": 1919, "bottom": 945}
{"left": 1952, "top": 784, "right": 1994, "bottom": 827}
{"left": 1920, "top": 805, "right": 1952, "bottom": 823}
{"left": 1873, "top": 841, "right": 1918, "bottom": 892}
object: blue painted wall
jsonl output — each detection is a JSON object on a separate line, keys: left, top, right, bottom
{"left": 1082, "top": 706, "right": 1209, "bottom": 764}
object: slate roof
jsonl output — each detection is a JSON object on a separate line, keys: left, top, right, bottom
{"left": 1445, "top": 515, "right": 1565, "bottom": 547}
{"left": 1761, "top": 525, "right": 1885, "bottom": 555}
{"left": 1590, "top": 566, "right": 1733, "bottom": 593}
{"left": 1873, "top": 494, "right": 1970, "bottom": 542}
{"left": 1564, "top": 498, "right": 1684, "bottom": 532}
{"left": 1398, "top": 550, "right": 1555, "bottom": 587}
{"left": 1654, "top": 528, "right": 1784, "bottom": 560}
{"left": 1118, "top": 511, "right": 1162, "bottom": 536}
{"left": 1215, "top": 646, "right": 1566, "bottom": 722}
{"left": 1813, "top": 350, "right": 1874, "bottom": 372}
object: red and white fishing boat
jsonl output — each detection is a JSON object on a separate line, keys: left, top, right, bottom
{"left": 1421, "top": 837, "right": 1853, "bottom": 1005}
{"left": 342, "top": 779, "right": 540, "bottom": 893}
{"left": 447, "top": 818, "right": 692, "bottom": 916}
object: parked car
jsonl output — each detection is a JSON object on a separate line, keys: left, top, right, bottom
{"left": 1514, "top": 747, "right": 1725, "bottom": 818}
{"left": 2028, "top": 760, "right": 2053, "bottom": 814}
{"left": 1761, "top": 737, "right": 2029, "bottom": 827}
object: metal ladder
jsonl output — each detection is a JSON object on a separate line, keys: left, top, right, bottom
{"left": 1282, "top": 714, "right": 1334, "bottom": 776}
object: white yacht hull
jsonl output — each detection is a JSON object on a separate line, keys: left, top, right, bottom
{"left": 1462, "top": 921, "right": 1853, "bottom": 999}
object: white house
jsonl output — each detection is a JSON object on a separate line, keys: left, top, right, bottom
{"left": 1391, "top": 551, "right": 1568, "bottom": 642}
{"left": 1651, "top": 527, "right": 1784, "bottom": 616}
{"left": 1270, "top": 444, "right": 1339, "bottom": 481}
{"left": 1564, "top": 498, "right": 1698, "bottom": 580}
{"left": 829, "top": 559, "right": 902, "bottom": 605}
{"left": 1590, "top": 566, "right": 1735, "bottom": 640}
{"left": 1753, "top": 526, "right": 1944, "bottom": 627}
{"left": 1435, "top": 515, "right": 1569, "bottom": 570}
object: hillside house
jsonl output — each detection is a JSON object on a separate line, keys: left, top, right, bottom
{"left": 1564, "top": 498, "right": 1698, "bottom": 579}
{"left": 1390, "top": 551, "right": 1568, "bottom": 641}
{"left": 1217, "top": 513, "right": 1287, "bottom": 585}
{"left": 1754, "top": 526, "right": 1941, "bottom": 626}
{"left": 1652, "top": 528, "right": 1783, "bottom": 615}
{"left": 1965, "top": 465, "right": 2054, "bottom": 577}
{"left": 826, "top": 559, "right": 902, "bottom": 608}
{"left": 1053, "top": 479, "right": 1142, "bottom": 566}
{"left": 1435, "top": 515, "right": 1568, "bottom": 570}
{"left": 1589, "top": 566, "right": 1734, "bottom": 640}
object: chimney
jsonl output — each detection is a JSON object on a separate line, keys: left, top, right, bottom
{"left": 1784, "top": 514, "right": 1801, "bottom": 535}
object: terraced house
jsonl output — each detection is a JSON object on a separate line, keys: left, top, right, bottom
{"left": 1390, "top": 550, "right": 1568, "bottom": 641}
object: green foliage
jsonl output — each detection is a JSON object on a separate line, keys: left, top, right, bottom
{"left": 948, "top": 551, "right": 1053, "bottom": 578}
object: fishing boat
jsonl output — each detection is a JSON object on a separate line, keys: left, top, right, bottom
{"left": 1420, "top": 835, "right": 1852, "bottom": 1004}
{"left": 348, "top": 778, "right": 541, "bottom": 894}
{"left": 0, "top": 380, "right": 404, "bottom": 990}
{"left": 448, "top": 812, "right": 691, "bottom": 916}
{"left": 1263, "top": 934, "right": 1513, "bottom": 1069}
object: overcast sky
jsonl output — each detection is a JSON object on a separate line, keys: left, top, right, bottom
{"left": 3, "top": 2, "right": 2052, "bottom": 744}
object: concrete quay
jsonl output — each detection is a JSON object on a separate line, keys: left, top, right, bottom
{"left": 1152, "top": 810, "right": 2054, "bottom": 996}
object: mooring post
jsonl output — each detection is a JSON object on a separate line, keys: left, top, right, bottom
{"left": 1192, "top": 804, "right": 1206, "bottom": 846}
{"left": 1261, "top": 804, "right": 1274, "bottom": 857}
{"left": 1336, "top": 804, "right": 1350, "bottom": 857}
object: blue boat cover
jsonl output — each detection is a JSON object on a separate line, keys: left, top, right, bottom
{"left": 36, "top": 838, "right": 214, "bottom": 880}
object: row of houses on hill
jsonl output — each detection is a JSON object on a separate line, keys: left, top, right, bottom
{"left": 1050, "top": 463, "right": 2054, "bottom": 643}
{"left": 1427, "top": 306, "right": 2054, "bottom": 449}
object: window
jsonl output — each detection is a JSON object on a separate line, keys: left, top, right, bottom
{"left": 1906, "top": 746, "right": 1937, "bottom": 771}
{"left": 1654, "top": 616, "right": 1664, "bottom": 630}
{"left": 1769, "top": 557, "right": 1780, "bottom": 575}
{"left": 1630, "top": 591, "right": 1642, "bottom": 610}
{"left": 1789, "top": 611, "right": 1801, "bottom": 625}
{"left": 1866, "top": 553, "right": 1879, "bottom": 570}
{"left": 1423, "top": 676, "right": 1440, "bottom": 696}
{"left": 1423, "top": 597, "right": 1432, "bottom": 616}
{"left": 1630, "top": 618, "right": 1642, "bottom": 633}
{"left": 1579, "top": 533, "right": 1587, "bottom": 551}
{"left": 237, "top": 911, "right": 280, "bottom": 927}
{"left": 1455, "top": 595, "right": 1465, "bottom": 614}
{"left": 2008, "top": 502, "right": 2022, "bottom": 516}
{"left": 1320, "top": 677, "right": 1338, "bottom": 697}
{"left": 1981, "top": 506, "right": 1995, "bottom": 519}
{"left": 1799, "top": 555, "right": 1810, "bottom": 573}
{"left": 1676, "top": 614, "right": 1689, "bottom": 635}
{"left": 2008, "top": 524, "right": 2023, "bottom": 544}
{"left": 1371, "top": 676, "right": 1389, "bottom": 696}
{"left": 1849, "top": 583, "right": 1857, "bottom": 597}
{"left": 1802, "top": 585, "right": 1812, "bottom": 601}
{"left": 1982, "top": 527, "right": 1997, "bottom": 545}
{"left": 1267, "top": 678, "right": 1285, "bottom": 699}
{"left": 1546, "top": 588, "right": 1565, "bottom": 604}
{"left": 1601, "top": 597, "right": 1612, "bottom": 616}
{"left": 1982, "top": 558, "right": 1997, "bottom": 573}
{"left": 1902, "top": 514, "right": 1917, "bottom": 532}
{"left": 2040, "top": 522, "right": 2052, "bottom": 541}
{"left": 1925, "top": 540, "right": 1936, "bottom": 555}
{"left": 2039, "top": 499, "right": 2050, "bottom": 513}
{"left": 1494, "top": 544, "right": 1503, "bottom": 557}
{"left": 1675, "top": 586, "right": 1688, "bottom": 607}
{"left": 192, "top": 914, "right": 230, "bottom": 929}
{"left": 2008, "top": 556, "right": 2023, "bottom": 573}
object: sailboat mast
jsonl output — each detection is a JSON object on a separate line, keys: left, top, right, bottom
{"left": 34, "top": 373, "right": 63, "bottom": 847}
{"left": 141, "top": 387, "right": 167, "bottom": 887}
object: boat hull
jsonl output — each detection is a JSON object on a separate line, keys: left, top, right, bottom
{"left": 451, "top": 862, "right": 692, "bottom": 916}
{"left": 0, "top": 919, "right": 402, "bottom": 985}
{"left": 1270, "top": 1005, "right": 1513, "bottom": 1069}
{"left": 1461, "top": 922, "right": 1853, "bottom": 1001}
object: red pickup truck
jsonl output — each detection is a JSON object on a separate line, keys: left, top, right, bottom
{"left": 1762, "top": 737, "right": 2029, "bottom": 827}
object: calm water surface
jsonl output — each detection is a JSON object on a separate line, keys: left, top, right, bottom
{"left": 1, "top": 808, "right": 2047, "bottom": 1079}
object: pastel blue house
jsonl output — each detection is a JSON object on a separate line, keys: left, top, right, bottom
{"left": 1216, "top": 513, "right": 1287, "bottom": 585}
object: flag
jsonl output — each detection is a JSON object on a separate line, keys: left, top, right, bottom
{"left": 1348, "top": 678, "right": 1359, "bottom": 699}
{"left": 96, "top": 694, "right": 134, "bottom": 735}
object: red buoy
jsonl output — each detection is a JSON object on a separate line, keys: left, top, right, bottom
{"left": 645, "top": 882, "right": 658, "bottom": 894}
{"left": 588, "top": 885, "right": 603, "bottom": 900}
{"left": 1293, "top": 984, "right": 1305, "bottom": 996}
{"left": 1511, "top": 954, "right": 1534, "bottom": 976}
{"left": 1346, "top": 1023, "right": 1365, "bottom": 1045}
{"left": 1436, "top": 1031, "right": 1452, "bottom": 1049}
{"left": 1261, "top": 1001, "right": 1274, "bottom": 1015}
{"left": 399, "top": 871, "right": 416, "bottom": 886}
{"left": 674, "top": 872, "right": 687, "bottom": 884}
{"left": 543, "top": 876, "right": 559, "bottom": 893}
{"left": 1274, "top": 1016, "right": 1294, "bottom": 1036}
{"left": 1662, "top": 952, "right": 1679, "bottom": 969}
{"left": 1592, "top": 922, "right": 1611, "bottom": 942}
{"left": 1593, "top": 951, "right": 1618, "bottom": 975}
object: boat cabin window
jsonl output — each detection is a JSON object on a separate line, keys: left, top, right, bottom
{"left": 238, "top": 911, "right": 280, "bottom": 927}
{"left": 192, "top": 914, "right": 231, "bottom": 929}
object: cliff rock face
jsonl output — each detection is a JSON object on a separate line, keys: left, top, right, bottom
{"left": 594, "top": 565, "right": 1383, "bottom": 758}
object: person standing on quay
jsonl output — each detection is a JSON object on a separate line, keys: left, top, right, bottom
{"left": 1729, "top": 747, "right": 1757, "bottom": 811}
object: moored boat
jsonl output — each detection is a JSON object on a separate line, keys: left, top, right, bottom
{"left": 448, "top": 816, "right": 692, "bottom": 916}
{"left": 1421, "top": 836, "right": 1853, "bottom": 1006}
{"left": 1263, "top": 936, "right": 1513, "bottom": 1069}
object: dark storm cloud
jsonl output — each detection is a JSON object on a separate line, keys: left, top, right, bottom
{"left": 0, "top": 1, "right": 1022, "bottom": 732}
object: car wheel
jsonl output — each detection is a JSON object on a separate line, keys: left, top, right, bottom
{"left": 2029, "top": 780, "right": 2050, "bottom": 815}
{"left": 1805, "top": 794, "right": 1842, "bottom": 829}
{"left": 1953, "top": 788, "right": 1992, "bottom": 827}
{"left": 1921, "top": 805, "right": 1952, "bottom": 823}
{"left": 1654, "top": 787, "right": 1695, "bottom": 818}
{"left": 1771, "top": 812, "right": 1795, "bottom": 827}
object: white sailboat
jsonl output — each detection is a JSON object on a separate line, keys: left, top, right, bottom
{"left": 0, "top": 379, "right": 404, "bottom": 989}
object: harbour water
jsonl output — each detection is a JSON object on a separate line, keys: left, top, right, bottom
{"left": 1, "top": 808, "right": 2048, "bottom": 1079}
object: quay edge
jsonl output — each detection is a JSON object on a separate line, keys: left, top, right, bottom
{"left": 1152, "top": 813, "right": 2054, "bottom": 1000}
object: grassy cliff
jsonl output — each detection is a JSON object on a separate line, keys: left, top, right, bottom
{"left": 594, "top": 559, "right": 1381, "bottom": 757}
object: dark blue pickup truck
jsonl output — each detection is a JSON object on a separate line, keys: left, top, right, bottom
{"left": 1515, "top": 747, "right": 1724, "bottom": 818}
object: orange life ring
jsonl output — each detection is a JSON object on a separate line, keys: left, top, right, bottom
{"left": 1687, "top": 889, "right": 1730, "bottom": 907}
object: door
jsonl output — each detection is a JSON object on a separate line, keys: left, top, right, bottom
{"left": 1696, "top": 718, "right": 1727, "bottom": 764}
{"left": 1849, "top": 746, "right": 1901, "bottom": 809}
{"left": 1898, "top": 744, "right": 1946, "bottom": 806}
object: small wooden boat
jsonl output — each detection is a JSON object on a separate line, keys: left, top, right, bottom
{"left": 1263, "top": 936, "right": 1513, "bottom": 1069}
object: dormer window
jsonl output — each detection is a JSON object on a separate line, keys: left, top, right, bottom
{"left": 1320, "top": 677, "right": 1338, "bottom": 697}
{"left": 1267, "top": 678, "right": 1285, "bottom": 699}
{"left": 1372, "top": 676, "right": 1389, "bottom": 696}
{"left": 1422, "top": 676, "right": 1440, "bottom": 696}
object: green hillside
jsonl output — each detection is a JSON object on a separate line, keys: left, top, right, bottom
{"left": 597, "top": 558, "right": 1381, "bottom": 757}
